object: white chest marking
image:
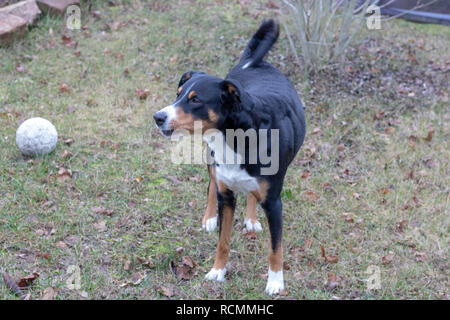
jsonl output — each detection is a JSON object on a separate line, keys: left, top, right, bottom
{"left": 203, "top": 131, "right": 258, "bottom": 194}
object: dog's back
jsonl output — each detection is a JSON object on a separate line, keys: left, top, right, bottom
{"left": 227, "top": 19, "right": 306, "bottom": 164}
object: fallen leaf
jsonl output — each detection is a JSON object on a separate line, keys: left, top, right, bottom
{"left": 301, "top": 170, "right": 310, "bottom": 179}
{"left": 267, "top": 0, "right": 279, "bottom": 9}
{"left": 414, "top": 251, "right": 427, "bottom": 262}
{"left": 337, "top": 144, "right": 346, "bottom": 152}
{"left": 176, "top": 265, "right": 192, "bottom": 280}
{"left": 181, "top": 256, "right": 196, "bottom": 268}
{"left": 136, "top": 256, "right": 155, "bottom": 268}
{"left": 325, "top": 272, "right": 342, "bottom": 291}
{"left": 56, "top": 241, "right": 67, "bottom": 249}
{"left": 396, "top": 220, "right": 408, "bottom": 232}
{"left": 342, "top": 212, "right": 354, "bottom": 223}
{"left": 16, "top": 65, "right": 25, "bottom": 73}
{"left": 93, "top": 220, "right": 106, "bottom": 232}
{"left": 59, "top": 83, "right": 70, "bottom": 93}
{"left": 303, "top": 190, "right": 319, "bottom": 202}
{"left": 57, "top": 167, "right": 72, "bottom": 182}
{"left": 423, "top": 127, "right": 434, "bottom": 142}
{"left": 112, "top": 21, "right": 121, "bottom": 31}
{"left": 41, "top": 287, "right": 57, "bottom": 300}
{"left": 406, "top": 170, "right": 414, "bottom": 180}
{"left": 123, "top": 259, "right": 132, "bottom": 272}
{"left": 64, "top": 138, "right": 74, "bottom": 145}
{"left": 167, "top": 175, "right": 182, "bottom": 185}
{"left": 136, "top": 89, "right": 150, "bottom": 100}
{"left": 373, "top": 111, "right": 385, "bottom": 120}
{"left": 61, "top": 35, "right": 72, "bottom": 45}
{"left": 312, "top": 127, "right": 321, "bottom": 135}
{"left": 243, "top": 230, "right": 257, "bottom": 240}
{"left": 131, "top": 272, "right": 144, "bottom": 285}
{"left": 300, "top": 238, "right": 312, "bottom": 251}
{"left": 169, "top": 55, "right": 178, "bottom": 63}
{"left": 61, "top": 150, "right": 73, "bottom": 159}
{"left": 321, "top": 245, "right": 339, "bottom": 264}
{"left": 93, "top": 207, "right": 114, "bottom": 216}
{"left": 384, "top": 127, "right": 395, "bottom": 135}
{"left": 160, "top": 286, "right": 174, "bottom": 297}
{"left": 382, "top": 251, "right": 394, "bottom": 265}
{"left": 92, "top": 10, "right": 101, "bottom": 19}
{"left": 378, "top": 187, "right": 390, "bottom": 195}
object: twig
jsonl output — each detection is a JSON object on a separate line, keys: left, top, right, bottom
{"left": 380, "top": 0, "right": 440, "bottom": 22}
{"left": 2, "top": 272, "right": 24, "bottom": 298}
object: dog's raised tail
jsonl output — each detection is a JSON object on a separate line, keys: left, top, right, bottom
{"left": 240, "top": 19, "right": 280, "bottom": 70}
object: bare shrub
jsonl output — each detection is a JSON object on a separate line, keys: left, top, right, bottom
{"left": 279, "top": 0, "right": 371, "bottom": 75}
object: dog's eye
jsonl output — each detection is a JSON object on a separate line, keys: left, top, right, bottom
{"left": 191, "top": 96, "right": 201, "bottom": 104}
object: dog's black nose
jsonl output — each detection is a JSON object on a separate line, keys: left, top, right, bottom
{"left": 154, "top": 112, "right": 167, "bottom": 127}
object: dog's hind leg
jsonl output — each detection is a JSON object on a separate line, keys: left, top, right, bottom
{"left": 202, "top": 165, "right": 218, "bottom": 233}
{"left": 262, "top": 197, "right": 284, "bottom": 295}
{"left": 205, "top": 187, "right": 235, "bottom": 282}
{"left": 244, "top": 193, "right": 262, "bottom": 232}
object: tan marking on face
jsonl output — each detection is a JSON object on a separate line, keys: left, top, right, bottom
{"left": 170, "top": 107, "right": 195, "bottom": 133}
{"left": 202, "top": 166, "right": 217, "bottom": 225}
{"left": 213, "top": 205, "right": 234, "bottom": 269}
{"left": 227, "top": 84, "right": 237, "bottom": 94}
{"left": 245, "top": 193, "right": 257, "bottom": 224}
{"left": 177, "top": 86, "right": 183, "bottom": 94}
{"left": 199, "top": 109, "right": 219, "bottom": 133}
{"left": 185, "top": 73, "right": 191, "bottom": 80}
{"left": 208, "top": 109, "right": 219, "bottom": 123}
{"left": 188, "top": 91, "right": 196, "bottom": 100}
{"left": 252, "top": 179, "right": 269, "bottom": 203}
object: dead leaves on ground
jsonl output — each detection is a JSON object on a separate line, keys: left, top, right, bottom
{"left": 41, "top": 287, "right": 58, "bottom": 300}
{"left": 302, "top": 190, "right": 319, "bottom": 202}
{"left": 324, "top": 272, "right": 342, "bottom": 291}
{"left": 382, "top": 251, "right": 395, "bottom": 265}
{"left": 169, "top": 255, "right": 204, "bottom": 281}
{"left": 321, "top": 245, "right": 339, "bottom": 264}
{"left": 2, "top": 272, "right": 40, "bottom": 299}
{"left": 93, "top": 207, "right": 114, "bottom": 216}
{"left": 57, "top": 167, "right": 72, "bottom": 182}
{"left": 136, "top": 89, "right": 150, "bottom": 100}
{"left": 93, "top": 220, "right": 107, "bottom": 232}
{"left": 17, "top": 273, "right": 39, "bottom": 288}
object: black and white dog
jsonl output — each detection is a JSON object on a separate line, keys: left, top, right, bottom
{"left": 154, "top": 19, "right": 305, "bottom": 295}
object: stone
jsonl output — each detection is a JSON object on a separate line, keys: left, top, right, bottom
{"left": 0, "top": 1, "right": 41, "bottom": 25}
{"left": 0, "top": 12, "right": 27, "bottom": 46}
{"left": 36, "top": 0, "right": 79, "bottom": 16}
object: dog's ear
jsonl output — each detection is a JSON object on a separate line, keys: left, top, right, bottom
{"left": 178, "top": 70, "right": 203, "bottom": 89}
{"left": 221, "top": 79, "right": 243, "bottom": 111}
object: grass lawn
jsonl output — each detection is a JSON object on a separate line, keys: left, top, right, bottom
{"left": 0, "top": 0, "right": 448, "bottom": 299}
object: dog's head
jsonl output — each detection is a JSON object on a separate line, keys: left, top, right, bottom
{"left": 154, "top": 71, "right": 243, "bottom": 137}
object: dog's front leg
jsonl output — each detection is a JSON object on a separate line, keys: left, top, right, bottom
{"left": 262, "top": 197, "right": 284, "bottom": 295}
{"left": 205, "top": 187, "right": 235, "bottom": 282}
{"left": 202, "top": 165, "right": 218, "bottom": 233}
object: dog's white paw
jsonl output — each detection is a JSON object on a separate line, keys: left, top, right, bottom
{"left": 205, "top": 268, "right": 226, "bottom": 282}
{"left": 265, "top": 269, "right": 284, "bottom": 296}
{"left": 244, "top": 219, "right": 262, "bottom": 232}
{"left": 202, "top": 215, "right": 218, "bottom": 233}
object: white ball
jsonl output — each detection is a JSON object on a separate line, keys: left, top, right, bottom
{"left": 16, "top": 117, "right": 58, "bottom": 156}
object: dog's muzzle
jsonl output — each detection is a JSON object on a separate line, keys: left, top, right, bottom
{"left": 154, "top": 105, "right": 176, "bottom": 137}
